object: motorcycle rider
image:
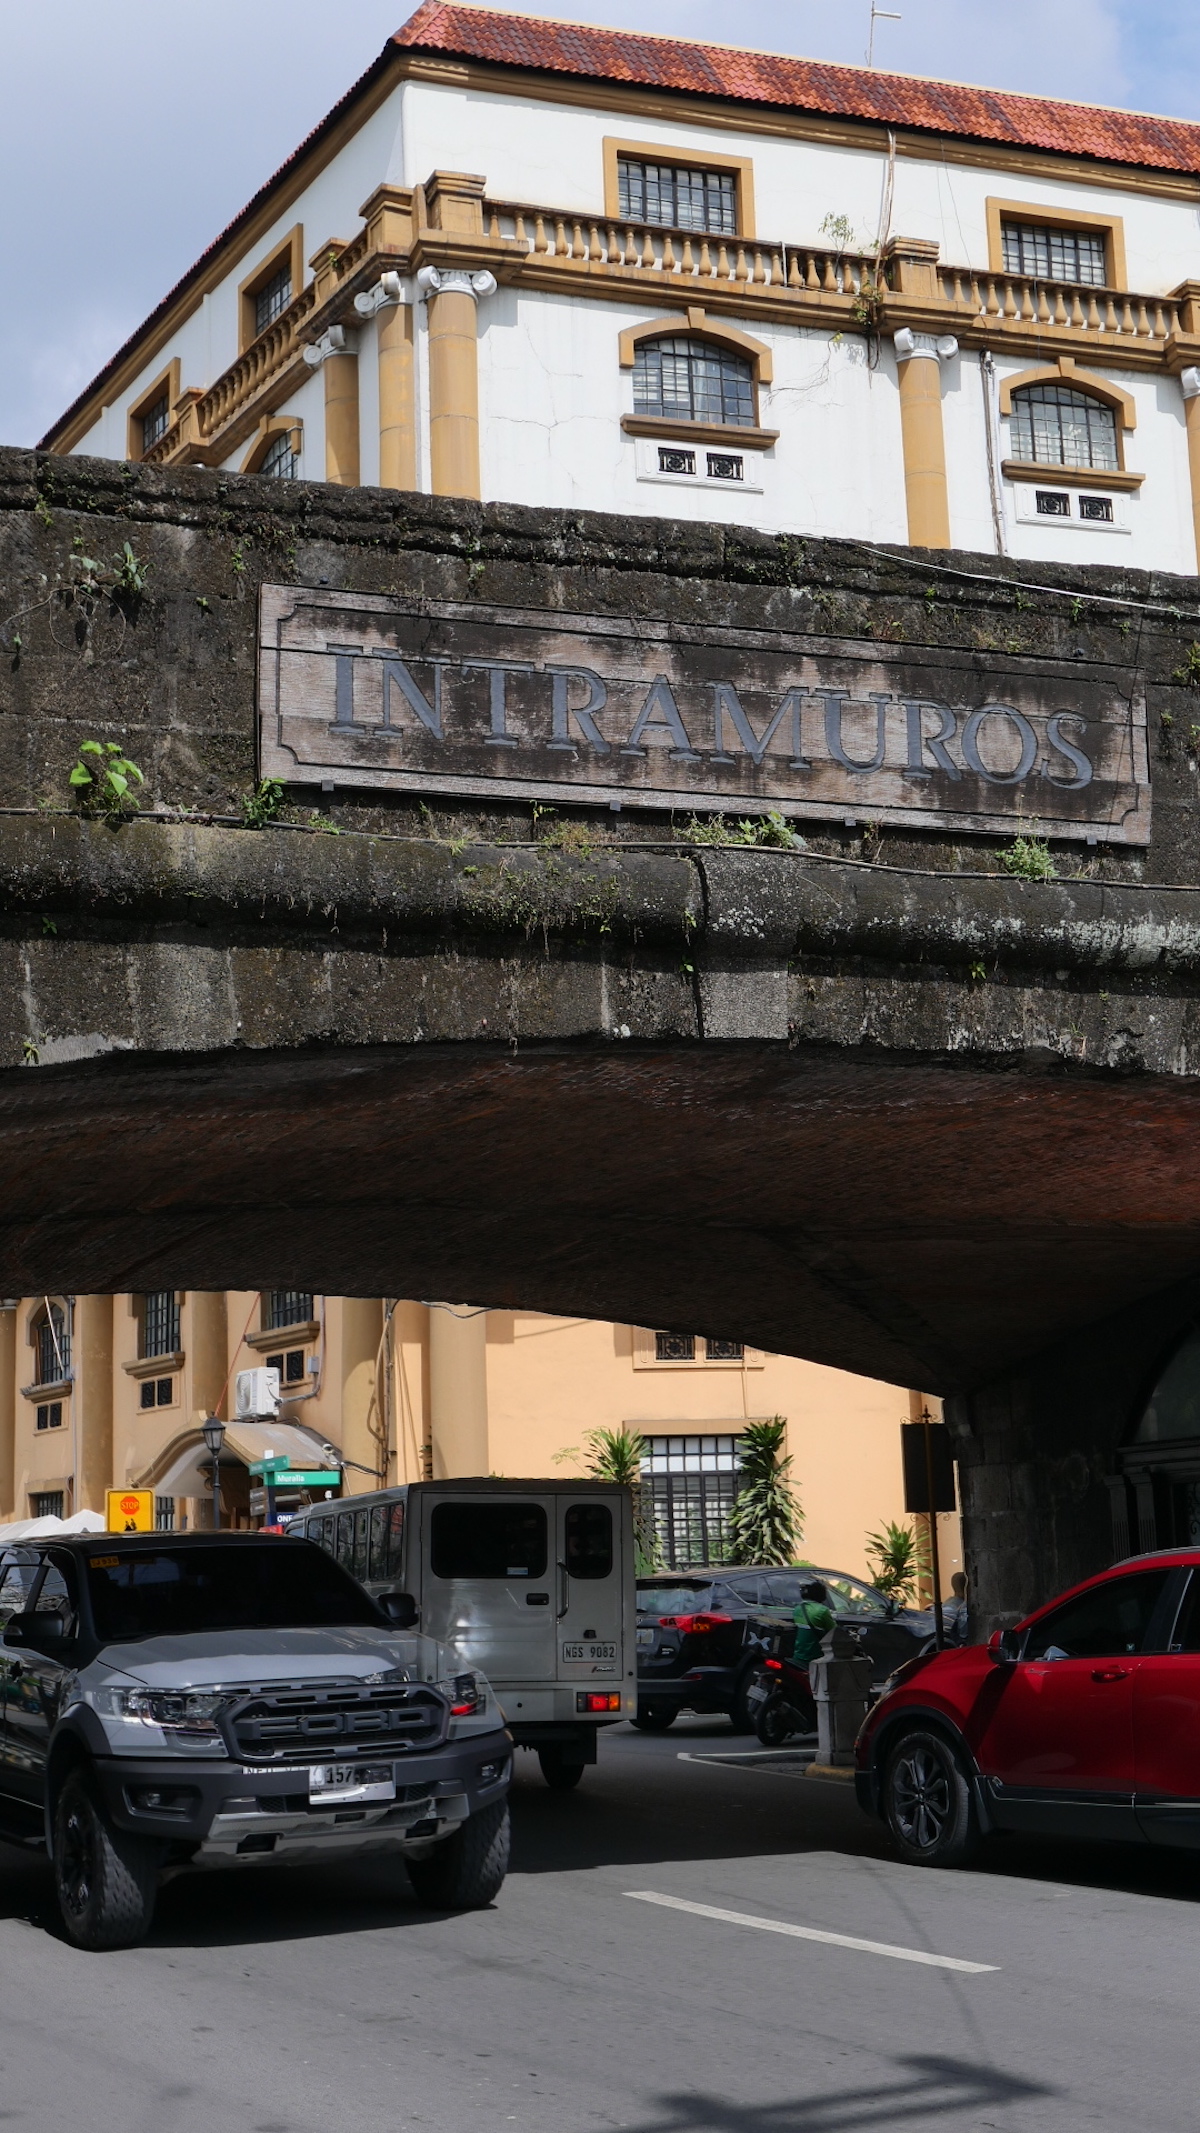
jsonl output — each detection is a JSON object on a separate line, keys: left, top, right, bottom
{"left": 792, "top": 1577, "right": 835, "bottom": 1667}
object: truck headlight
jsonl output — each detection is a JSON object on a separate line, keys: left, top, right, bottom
{"left": 438, "top": 1672, "right": 496, "bottom": 1735}
{"left": 90, "top": 1685, "right": 226, "bottom": 1746}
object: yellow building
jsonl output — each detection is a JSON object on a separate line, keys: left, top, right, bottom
{"left": 0, "top": 1292, "right": 958, "bottom": 1586}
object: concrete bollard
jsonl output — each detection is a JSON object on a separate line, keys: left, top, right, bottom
{"left": 809, "top": 1626, "right": 874, "bottom": 1767}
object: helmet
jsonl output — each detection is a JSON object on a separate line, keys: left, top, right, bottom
{"left": 799, "top": 1578, "right": 827, "bottom": 1604}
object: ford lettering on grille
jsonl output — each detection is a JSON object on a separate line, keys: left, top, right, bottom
{"left": 225, "top": 1685, "right": 445, "bottom": 1764}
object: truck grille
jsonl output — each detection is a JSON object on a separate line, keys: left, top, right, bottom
{"left": 223, "top": 1684, "right": 446, "bottom": 1764}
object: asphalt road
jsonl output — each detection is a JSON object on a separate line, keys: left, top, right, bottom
{"left": 2, "top": 1715, "right": 1200, "bottom": 2132}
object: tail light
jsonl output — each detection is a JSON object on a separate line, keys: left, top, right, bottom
{"left": 576, "top": 1691, "right": 622, "bottom": 1712}
{"left": 764, "top": 1657, "right": 783, "bottom": 1672}
{"left": 659, "top": 1613, "right": 733, "bottom": 1634}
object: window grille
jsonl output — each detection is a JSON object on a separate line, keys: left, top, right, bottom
{"left": 658, "top": 446, "right": 696, "bottom": 475}
{"left": 155, "top": 1495, "right": 176, "bottom": 1531}
{"left": 140, "top": 1377, "right": 175, "bottom": 1410}
{"left": 1079, "top": 494, "right": 1114, "bottom": 521}
{"left": 655, "top": 1332, "right": 695, "bottom": 1361}
{"left": 265, "top": 1348, "right": 307, "bottom": 1384}
{"left": 266, "top": 1292, "right": 313, "bottom": 1330}
{"left": 36, "top": 1403, "right": 63, "bottom": 1431}
{"left": 140, "top": 394, "right": 170, "bottom": 453}
{"left": 1001, "top": 221, "right": 1106, "bottom": 286}
{"left": 1035, "top": 489, "right": 1070, "bottom": 516}
{"left": 641, "top": 1434, "right": 742, "bottom": 1567}
{"left": 36, "top": 1307, "right": 69, "bottom": 1386}
{"left": 706, "top": 452, "right": 743, "bottom": 482}
{"left": 633, "top": 337, "right": 754, "bottom": 429}
{"left": 1009, "top": 384, "right": 1117, "bottom": 471}
{"left": 705, "top": 1338, "right": 744, "bottom": 1360}
{"left": 142, "top": 1290, "right": 180, "bottom": 1358}
{"left": 618, "top": 157, "right": 737, "bottom": 235}
{"left": 31, "top": 1492, "right": 64, "bottom": 1519}
{"left": 254, "top": 262, "right": 293, "bottom": 335}
{"left": 260, "top": 431, "right": 298, "bottom": 480}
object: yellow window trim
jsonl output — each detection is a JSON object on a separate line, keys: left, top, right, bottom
{"left": 126, "top": 358, "right": 181, "bottom": 462}
{"left": 238, "top": 224, "right": 305, "bottom": 354}
{"left": 239, "top": 417, "right": 303, "bottom": 475}
{"left": 986, "top": 197, "right": 1128, "bottom": 292}
{"left": 618, "top": 307, "right": 773, "bottom": 384}
{"left": 603, "top": 136, "right": 755, "bottom": 240}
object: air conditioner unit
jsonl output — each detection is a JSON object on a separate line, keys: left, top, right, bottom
{"left": 235, "top": 1367, "right": 280, "bottom": 1420}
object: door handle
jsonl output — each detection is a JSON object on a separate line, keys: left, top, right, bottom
{"left": 1091, "top": 1667, "right": 1131, "bottom": 1682}
{"left": 556, "top": 1561, "right": 569, "bottom": 1620}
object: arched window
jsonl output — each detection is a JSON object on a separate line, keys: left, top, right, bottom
{"left": 31, "top": 1302, "right": 70, "bottom": 1386}
{"left": 260, "top": 430, "right": 298, "bottom": 479}
{"left": 633, "top": 336, "right": 755, "bottom": 429}
{"left": 1009, "top": 383, "right": 1118, "bottom": 471}
{"left": 1132, "top": 1331, "right": 1200, "bottom": 1446}
{"left": 1111, "top": 1330, "right": 1200, "bottom": 1560}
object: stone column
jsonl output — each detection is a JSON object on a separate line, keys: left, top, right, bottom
{"left": 1181, "top": 368, "right": 1200, "bottom": 570}
{"left": 416, "top": 267, "right": 496, "bottom": 500}
{"left": 0, "top": 1303, "right": 15, "bottom": 1519}
{"left": 75, "top": 1295, "right": 113, "bottom": 1514}
{"left": 892, "top": 329, "right": 958, "bottom": 549}
{"left": 428, "top": 1306, "right": 488, "bottom": 1477}
{"left": 187, "top": 1291, "right": 228, "bottom": 1424}
{"left": 304, "top": 325, "right": 360, "bottom": 487}
{"left": 355, "top": 274, "right": 416, "bottom": 492}
{"left": 341, "top": 1298, "right": 386, "bottom": 1489}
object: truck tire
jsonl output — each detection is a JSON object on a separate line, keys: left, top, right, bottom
{"left": 406, "top": 1800, "right": 510, "bottom": 1909}
{"left": 53, "top": 1769, "right": 159, "bottom": 1951}
{"left": 632, "top": 1701, "right": 675, "bottom": 1731}
{"left": 537, "top": 1746, "right": 585, "bottom": 1789}
{"left": 882, "top": 1728, "right": 981, "bottom": 1869}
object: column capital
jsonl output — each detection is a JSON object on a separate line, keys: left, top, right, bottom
{"left": 893, "top": 328, "right": 959, "bottom": 364}
{"left": 354, "top": 271, "right": 409, "bottom": 318}
{"left": 415, "top": 265, "right": 497, "bottom": 303}
{"left": 1181, "top": 365, "right": 1200, "bottom": 401}
{"left": 303, "top": 323, "right": 358, "bottom": 370}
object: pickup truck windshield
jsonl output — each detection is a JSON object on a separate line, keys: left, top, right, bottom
{"left": 85, "top": 1541, "right": 382, "bottom": 1641}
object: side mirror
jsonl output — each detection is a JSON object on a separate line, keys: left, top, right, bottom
{"left": 379, "top": 1591, "right": 419, "bottom": 1629}
{"left": 4, "top": 1609, "right": 67, "bottom": 1654}
{"left": 988, "top": 1627, "right": 1021, "bottom": 1666}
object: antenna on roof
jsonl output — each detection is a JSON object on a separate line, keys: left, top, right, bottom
{"left": 866, "top": 4, "right": 901, "bottom": 66}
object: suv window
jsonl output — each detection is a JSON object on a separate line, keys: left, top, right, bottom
{"left": 722, "top": 1576, "right": 766, "bottom": 1605}
{"left": 822, "top": 1575, "right": 889, "bottom": 1616}
{"left": 1025, "top": 1569, "right": 1171, "bottom": 1660}
{"left": 33, "top": 1554, "right": 77, "bottom": 1626}
{"left": 430, "top": 1502, "right": 548, "bottom": 1580}
{"left": 0, "top": 1552, "right": 38, "bottom": 1624}
{"left": 85, "top": 1541, "right": 382, "bottom": 1640}
{"left": 637, "top": 1582, "right": 711, "bottom": 1614}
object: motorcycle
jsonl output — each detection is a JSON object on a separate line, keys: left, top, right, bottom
{"left": 744, "top": 1634, "right": 819, "bottom": 1745}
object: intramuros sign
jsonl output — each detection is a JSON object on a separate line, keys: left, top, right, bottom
{"left": 258, "top": 587, "right": 1149, "bottom": 844}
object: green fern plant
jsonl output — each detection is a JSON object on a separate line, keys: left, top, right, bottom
{"left": 581, "top": 1425, "right": 661, "bottom": 1574}
{"left": 864, "top": 1518, "right": 930, "bottom": 1606}
{"left": 725, "top": 1418, "right": 801, "bottom": 1566}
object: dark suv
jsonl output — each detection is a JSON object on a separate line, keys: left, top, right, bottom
{"left": 0, "top": 1532, "right": 513, "bottom": 1948}
{"left": 635, "top": 1566, "right": 931, "bottom": 1729}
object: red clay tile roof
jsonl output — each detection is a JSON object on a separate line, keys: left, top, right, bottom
{"left": 393, "top": 1, "right": 1200, "bottom": 178}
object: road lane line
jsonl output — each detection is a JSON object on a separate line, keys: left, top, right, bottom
{"left": 623, "top": 1890, "right": 998, "bottom": 1973}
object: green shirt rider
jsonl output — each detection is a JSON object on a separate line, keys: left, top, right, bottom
{"left": 792, "top": 1578, "right": 835, "bottom": 1667}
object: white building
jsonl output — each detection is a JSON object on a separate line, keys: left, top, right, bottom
{"left": 41, "top": 2, "right": 1200, "bottom": 571}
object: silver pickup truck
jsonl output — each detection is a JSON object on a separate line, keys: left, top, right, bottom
{"left": 0, "top": 1530, "right": 512, "bottom": 1949}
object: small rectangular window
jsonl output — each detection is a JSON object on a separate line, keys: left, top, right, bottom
{"left": 156, "top": 1378, "right": 174, "bottom": 1406}
{"left": 142, "top": 1290, "right": 180, "bottom": 1359}
{"left": 140, "top": 394, "right": 170, "bottom": 453}
{"left": 655, "top": 1332, "right": 695, "bottom": 1362}
{"left": 266, "top": 1292, "right": 313, "bottom": 1331}
{"left": 254, "top": 262, "right": 293, "bottom": 335}
{"left": 618, "top": 156, "right": 737, "bottom": 235}
{"left": 265, "top": 1353, "right": 283, "bottom": 1379}
{"left": 1035, "top": 490, "right": 1070, "bottom": 516}
{"left": 31, "top": 1491, "right": 64, "bottom": 1520}
{"left": 706, "top": 452, "right": 743, "bottom": 482}
{"left": 1001, "top": 221, "right": 1106, "bottom": 285}
{"left": 658, "top": 446, "right": 695, "bottom": 475}
{"left": 155, "top": 1496, "right": 176, "bottom": 1532}
{"left": 139, "top": 1381, "right": 156, "bottom": 1411}
{"left": 284, "top": 1349, "right": 306, "bottom": 1384}
{"left": 1079, "top": 495, "right": 1114, "bottom": 522}
{"left": 430, "top": 1501, "right": 548, "bottom": 1580}
{"left": 564, "top": 1503, "right": 613, "bottom": 1580}
{"left": 36, "top": 1402, "right": 63, "bottom": 1432}
{"left": 705, "top": 1338, "right": 744, "bottom": 1360}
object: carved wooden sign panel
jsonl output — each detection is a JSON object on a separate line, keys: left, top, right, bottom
{"left": 258, "top": 585, "right": 1150, "bottom": 844}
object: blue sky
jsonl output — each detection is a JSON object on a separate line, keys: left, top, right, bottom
{"left": 6, "top": 0, "right": 1200, "bottom": 447}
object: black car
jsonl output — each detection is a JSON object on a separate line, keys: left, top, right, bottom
{"left": 634, "top": 1565, "right": 932, "bottom": 1729}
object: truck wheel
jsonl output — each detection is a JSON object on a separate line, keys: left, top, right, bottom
{"left": 406, "top": 1800, "right": 510, "bottom": 1910}
{"left": 632, "top": 1701, "right": 675, "bottom": 1731}
{"left": 883, "top": 1728, "right": 981, "bottom": 1869}
{"left": 537, "top": 1747, "right": 585, "bottom": 1789}
{"left": 53, "top": 1769, "right": 159, "bottom": 1951}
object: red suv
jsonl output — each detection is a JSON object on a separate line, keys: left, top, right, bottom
{"left": 856, "top": 1550, "right": 1200, "bottom": 1867}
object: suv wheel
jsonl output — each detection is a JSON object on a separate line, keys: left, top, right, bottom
{"left": 883, "top": 1729, "right": 981, "bottom": 1869}
{"left": 406, "top": 1800, "right": 510, "bottom": 1909}
{"left": 537, "top": 1747, "right": 585, "bottom": 1790}
{"left": 631, "top": 1701, "right": 675, "bottom": 1732}
{"left": 54, "top": 1769, "right": 159, "bottom": 1950}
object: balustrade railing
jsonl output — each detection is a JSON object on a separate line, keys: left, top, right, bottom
{"left": 939, "top": 265, "right": 1179, "bottom": 346}
{"left": 486, "top": 200, "right": 883, "bottom": 297}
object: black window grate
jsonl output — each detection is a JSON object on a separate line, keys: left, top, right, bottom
{"left": 254, "top": 263, "right": 293, "bottom": 335}
{"left": 1001, "top": 221, "right": 1106, "bottom": 286}
{"left": 266, "top": 1292, "right": 313, "bottom": 1330}
{"left": 260, "top": 431, "right": 298, "bottom": 480}
{"left": 31, "top": 1491, "right": 64, "bottom": 1519}
{"left": 655, "top": 1332, "right": 695, "bottom": 1361}
{"left": 140, "top": 394, "right": 170, "bottom": 452}
{"left": 618, "top": 157, "right": 737, "bottom": 235}
{"left": 1010, "top": 383, "right": 1118, "bottom": 470}
{"left": 143, "top": 1290, "right": 180, "bottom": 1358}
{"left": 36, "top": 1309, "right": 69, "bottom": 1386}
{"left": 633, "top": 337, "right": 754, "bottom": 429}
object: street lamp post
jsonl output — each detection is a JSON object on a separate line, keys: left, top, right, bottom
{"left": 201, "top": 1416, "right": 227, "bottom": 1530}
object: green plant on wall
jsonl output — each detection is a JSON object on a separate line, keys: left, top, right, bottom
{"left": 1000, "top": 832, "right": 1056, "bottom": 881}
{"left": 725, "top": 1418, "right": 801, "bottom": 1566}
{"left": 580, "top": 1425, "right": 661, "bottom": 1574}
{"left": 864, "top": 1518, "right": 930, "bottom": 1606}
{"left": 69, "top": 740, "right": 144, "bottom": 819}
{"left": 241, "top": 778, "right": 287, "bottom": 828}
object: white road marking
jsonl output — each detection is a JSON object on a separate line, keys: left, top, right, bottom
{"left": 624, "top": 1890, "right": 998, "bottom": 1974}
